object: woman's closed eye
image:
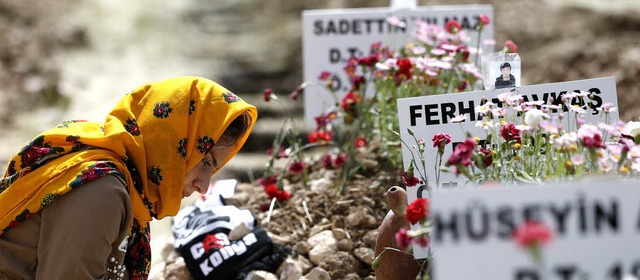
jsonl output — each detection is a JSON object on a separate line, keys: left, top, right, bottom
{"left": 201, "top": 154, "right": 218, "bottom": 168}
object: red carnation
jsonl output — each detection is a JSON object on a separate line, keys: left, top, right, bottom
{"left": 358, "top": 54, "right": 380, "bottom": 67}
{"left": 582, "top": 134, "right": 604, "bottom": 149}
{"left": 264, "top": 184, "right": 279, "bottom": 198}
{"left": 445, "top": 19, "right": 461, "bottom": 34}
{"left": 257, "top": 175, "right": 278, "bottom": 187}
{"left": 341, "top": 91, "right": 360, "bottom": 112}
{"left": 333, "top": 153, "right": 348, "bottom": 168}
{"left": 395, "top": 58, "right": 413, "bottom": 81}
{"left": 275, "top": 190, "right": 291, "bottom": 202}
{"left": 351, "top": 75, "right": 366, "bottom": 91}
{"left": 512, "top": 220, "right": 553, "bottom": 248}
{"left": 264, "top": 184, "right": 291, "bottom": 202}
{"left": 479, "top": 14, "right": 490, "bottom": 27}
{"left": 478, "top": 147, "right": 493, "bottom": 168}
{"left": 406, "top": 198, "right": 429, "bottom": 225}
{"left": 501, "top": 123, "right": 522, "bottom": 143}
{"left": 503, "top": 40, "right": 518, "bottom": 53}
{"left": 457, "top": 81, "right": 468, "bottom": 92}
{"left": 288, "top": 160, "right": 305, "bottom": 174}
{"left": 432, "top": 133, "right": 452, "bottom": 151}
{"left": 308, "top": 132, "right": 318, "bottom": 143}
{"left": 402, "top": 171, "right": 420, "bottom": 187}
{"left": 321, "top": 153, "right": 333, "bottom": 169}
{"left": 354, "top": 137, "right": 367, "bottom": 148}
{"left": 263, "top": 88, "right": 273, "bottom": 102}
{"left": 446, "top": 138, "right": 476, "bottom": 167}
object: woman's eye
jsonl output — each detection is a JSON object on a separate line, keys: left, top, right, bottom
{"left": 202, "top": 158, "right": 211, "bottom": 166}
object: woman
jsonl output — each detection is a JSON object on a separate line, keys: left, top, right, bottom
{"left": 0, "top": 76, "right": 257, "bottom": 280}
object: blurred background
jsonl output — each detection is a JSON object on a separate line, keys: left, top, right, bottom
{"left": 0, "top": 0, "right": 638, "bottom": 275}
{"left": 0, "top": 0, "right": 639, "bottom": 174}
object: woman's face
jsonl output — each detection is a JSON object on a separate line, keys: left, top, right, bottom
{"left": 182, "top": 144, "right": 234, "bottom": 198}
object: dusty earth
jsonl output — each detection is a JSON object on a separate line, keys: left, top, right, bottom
{"left": 155, "top": 147, "right": 398, "bottom": 280}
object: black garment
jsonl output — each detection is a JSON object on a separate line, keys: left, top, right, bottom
{"left": 172, "top": 205, "right": 289, "bottom": 280}
{"left": 495, "top": 74, "right": 516, "bottom": 89}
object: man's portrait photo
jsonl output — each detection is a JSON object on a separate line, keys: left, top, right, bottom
{"left": 481, "top": 52, "right": 521, "bottom": 90}
{"left": 495, "top": 62, "right": 516, "bottom": 89}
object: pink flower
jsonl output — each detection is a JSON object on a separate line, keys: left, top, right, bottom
{"left": 582, "top": 134, "right": 604, "bottom": 148}
{"left": 503, "top": 40, "right": 518, "bottom": 53}
{"left": 358, "top": 54, "right": 380, "bottom": 67}
{"left": 478, "top": 14, "right": 490, "bottom": 27}
{"left": 289, "top": 86, "right": 303, "bottom": 100}
{"left": 321, "top": 153, "right": 333, "bottom": 169}
{"left": 257, "top": 175, "right": 278, "bottom": 187}
{"left": 512, "top": 220, "right": 553, "bottom": 248}
{"left": 386, "top": 16, "right": 406, "bottom": 28}
{"left": 456, "top": 46, "right": 470, "bottom": 62}
{"left": 445, "top": 19, "right": 461, "bottom": 34}
{"left": 432, "top": 133, "right": 452, "bottom": 151}
{"left": 370, "top": 41, "right": 382, "bottom": 53}
{"left": 578, "top": 124, "right": 605, "bottom": 148}
{"left": 402, "top": 171, "right": 420, "bottom": 187}
{"left": 446, "top": 138, "right": 476, "bottom": 166}
{"left": 263, "top": 88, "right": 273, "bottom": 102}
{"left": 406, "top": 198, "right": 429, "bottom": 225}
{"left": 266, "top": 145, "right": 288, "bottom": 159}
{"left": 318, "top": 71, "right": 331, "bottom": 81}
{"left": 333, "top": 153, "right": 349, "bottom": 168}
{"left": 414, "top": 235, "right": 429, "bottom": 248}
{"left": 457, "top": 80, "right": 468, "bottom": 92}
{"left": 395, "top": 227, "right": 413, "bottom": 251}
{"left": 288, "top": 161, "right": 305, "bottom": 174}
{"left": 314, "top": 111, "right": 336, "bottom": 131}
{"left": 344, "top": 57, "right": 358, "bottom": 77}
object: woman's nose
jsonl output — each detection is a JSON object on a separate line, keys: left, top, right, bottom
{"left": 195, "top": 180, "right": 209, "bottom": 194}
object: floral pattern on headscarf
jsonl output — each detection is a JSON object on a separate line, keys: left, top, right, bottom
{"left": 0, "top": 76, "right": 257, "bottom": 279}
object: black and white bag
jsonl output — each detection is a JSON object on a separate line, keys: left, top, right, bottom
{"left": 172, "top": 204, "right": 287, "bottom": 279}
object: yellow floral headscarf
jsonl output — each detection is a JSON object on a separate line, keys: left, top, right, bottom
{"left": 0, "top": 76, "right": 257, "bottom": 279}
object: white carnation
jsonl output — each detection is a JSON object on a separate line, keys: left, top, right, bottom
{"left": 622, "top": 121, "right": 640, "bottom": 137}
{"left": 524, "top": 109, "right": 547, "bottom": 127}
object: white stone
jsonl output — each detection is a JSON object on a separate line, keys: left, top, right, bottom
{"left": 307, "top": 230, "right": 336, "bottom": 247}
{"left": 308, "top": 243, "right": 338, "bottom": 266}
{"left": 353, "top": 247, "right": 376, "bottom": 266}
{"left": 277, "top": 259, "right": 303, "bottom": 280}
{"left": 302, "top": 267, "right": 331, "bottom": 280}
{"left": 245, "top": 270, "right": 278, "bottom": 280}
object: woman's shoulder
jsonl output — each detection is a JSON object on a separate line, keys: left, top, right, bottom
{"left": 84, "top": 174, "right": 130, "bottom": 197}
